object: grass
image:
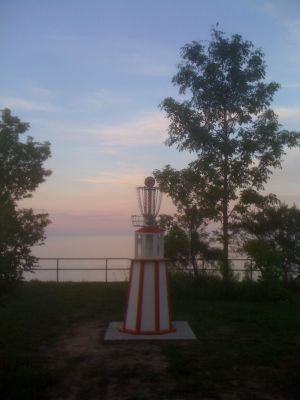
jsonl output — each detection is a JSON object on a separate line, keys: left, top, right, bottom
{"left": 1, "top": 277, "right": 300, "bottom": 399}
{"left": 0, "top": 282, "right": 125, "bottom": 400}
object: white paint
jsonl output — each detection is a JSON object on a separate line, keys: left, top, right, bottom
{"left": 140, "top": 263, "right": 155, "bottom": 331}
{"left": 124, "top": 262, "right": 140, "bottom": 330}
{"left": 159, "top": 262, "right": 169, "bottom": 330}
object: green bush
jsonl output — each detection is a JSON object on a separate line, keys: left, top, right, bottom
{"left": 171, "top": 271, "right": 290, "bottom": 302}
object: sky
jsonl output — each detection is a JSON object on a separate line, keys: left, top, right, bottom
{"left": 1, "top": 0, "right": 300, "bottom": 236}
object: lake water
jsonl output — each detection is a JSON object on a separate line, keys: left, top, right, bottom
{"left": 25, "top": 234, "right": 254, "bottom": 282}
{"left": 25, "top": 235, "right": 134, "bottom": 282}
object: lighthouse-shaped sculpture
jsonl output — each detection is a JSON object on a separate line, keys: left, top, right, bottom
{"left": 120, "top": 176, "right": 175, "bottom": 334}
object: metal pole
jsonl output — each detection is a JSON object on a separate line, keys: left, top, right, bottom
{"left": 56, "top": 259, "right": 59, "bottom": 282}
{"left": 105, "top": 259, "right": 108, "bottom": 282}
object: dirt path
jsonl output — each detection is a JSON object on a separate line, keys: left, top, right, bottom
{"left": 44, "top": 319, "right": 291, "bottom": 400}
{"left": 46, "top": 320, "right": 174, "bottom": 400}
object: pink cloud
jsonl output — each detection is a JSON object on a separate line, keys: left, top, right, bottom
{"left": 46, "top": 212, "right": 133, "bottom": 236}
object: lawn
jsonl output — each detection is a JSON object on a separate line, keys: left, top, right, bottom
{"left": 1, "top": 278, "right": 300, "bottom": 400}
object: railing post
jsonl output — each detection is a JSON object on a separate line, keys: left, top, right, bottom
{"left": 105, "top": 259, "right": 108, "bottom": 282}
{"left": 56, "top": 259, "right": 59, "bottom": 282}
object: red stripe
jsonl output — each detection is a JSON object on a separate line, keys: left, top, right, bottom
{"left": 154, "top": 261, "right": 160, "bottom": 332}
{"left": 135, "top": 261, "right": 145, "bottom": 333}
{"left": 166, "top": 261, "right": 174, "bottom": 330}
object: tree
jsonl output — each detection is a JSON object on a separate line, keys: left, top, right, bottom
{"left": 0, "top": 108, "right": 51, "bottom": 284}
{"left": 155, "top": 166, "right": 222, "bottom": 275}
{"left": 234, "top": 192, "right": 300, "bottom": 283}
{"left": 157, "top": 28, "right": 300, "bottom": 280}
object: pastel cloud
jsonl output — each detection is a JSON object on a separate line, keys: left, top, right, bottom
{"left": 0, "top": 96, "right": 61, "bottom": 112}
{"left": 275, "top": 106, "right": 300, "bottom": 126}
{"left": 282, "top": 83, "right": 300, "bottom": 89}
{"left": 81, "top": 170, "right": 147, "bottom": 186}
{"left": 84, "top": 107, "right": 298, "bottom": 148}
{"left": 84, "top": 91, "right": 132, "bottom": 108}
{"left": 34, "top": 108, "right": 169, "bottom": 145}
{"left": 285, "top": 18, "right": 300, "bottom": 42}
{"left": 89, "top": 112, "right": 168, "bottom": 146}
{"left": 124, "top": 52, "right": 175, "bottom": 77}
{"left": 46, "top": 211, "right": 132, "bottom": 236}
{"left": 45, "top": 33, "right": 176, "bottom": 78}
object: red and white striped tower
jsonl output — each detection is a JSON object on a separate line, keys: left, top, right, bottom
{"left": 120, "top": 176, "right": 175, "bottom": 335}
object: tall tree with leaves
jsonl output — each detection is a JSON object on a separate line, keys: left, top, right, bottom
{"left": 233, "top": 191, "right": 300, "bottom": 283}
{"left": 155, "top": 166, "right": 221, "bottom": 274}
{"left": 157, "top": 28, "right": 300, "bottom": 280}
{"left": 0, "top": 109, "right": 51, "bottom": 284}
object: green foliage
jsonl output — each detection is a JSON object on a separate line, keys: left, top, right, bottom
{"left": 0, "top": 109, "right": 51, "bottom": 284}
{"left": 163, "top": 222, "right": 222, "bottom": 274}
{"left": 237, "top": 195, "right": 300, "bottom": 284}
{"left": 171, "top": 272, "right": 290, "bottom": 302}
{"left": 155, "top": 165, "right": 222, "bottom": 275}
{"left": 244, "top": 240, "right": 283, "bottom": 280}
{"left": 0, "top": 201, "right": 50, "bottom": 282}
{"left": 156, "top": 28, "right": 300, "bottom": 280}
{"left": 0, "top": 109, "right": 51, "bottom": 201}
{"left": 154, "top": 166, "right": 208, "bottom": 220}
{"left": 164, "top": 223, "right": 190, "bottom": 266}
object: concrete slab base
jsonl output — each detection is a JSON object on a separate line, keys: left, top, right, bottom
{"left": 104, "top": 321, "right": 196, "bottom": 341}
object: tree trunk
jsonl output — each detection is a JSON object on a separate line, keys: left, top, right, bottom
{"left": 222, "top": 110, "right": 230, "bottom": 281}
{"left": 222, "top": 198, "right": 230, "bottom": 281}
{"left": 191, "top": 251, "right": 198, "bottom": 276}
{"left": 189, "top": 224, "right": 198, "bottom": 276}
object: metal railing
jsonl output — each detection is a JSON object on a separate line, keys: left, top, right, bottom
{"left": 176, "top": 258, "right": 256, "bottom": 280}
{"left": 27, "top": 257, "right": 256, "bottom": 282}
{"left": 29, "top": 258, "right": 131, "bottom": 282}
